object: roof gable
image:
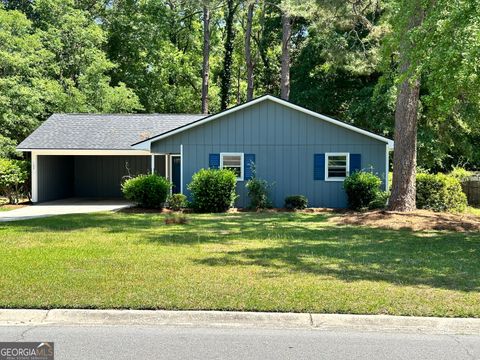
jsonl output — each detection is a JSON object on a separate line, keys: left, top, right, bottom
{"left": 132, "top": 95, "right": 394, "bottom": 149}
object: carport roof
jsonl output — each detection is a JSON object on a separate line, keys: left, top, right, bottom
{"left": 17, "top": 113, "right": 206, "bottom": 150}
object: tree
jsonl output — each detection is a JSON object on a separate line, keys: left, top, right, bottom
{"left": 245, "top": 0, "right": 256, "bottom": 101}
{"left": 201, "top": 3, "right": 211, "bottom": 113}
{"left": 220, "top": 0, "right": 239, "bottom": 110}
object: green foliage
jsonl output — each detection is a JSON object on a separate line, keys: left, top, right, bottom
{"left": 284, "top": 195, "right": 308, "bottom": 210}
{"left": 121, "top": 174, "right": 171, "bottom": 209}
{"left": 416, "top": 173, "right": 467, "bottom": 212}
{"left": 166, "top": 193, "right": 188, "bottom": 211}
{"left": 343, "top": 171, "right": 386, "bottom": 210}
{"left": 187, "top": 169, "right": 237, "bottom": 213}
{"left": 0, "top": 158, "right": 29, "bottom": 204}
{"left": 245, "top": 177, "right": 272, "bottom": 210}
{"left": 449, "top": 167, "right": 473, "bottom": 182}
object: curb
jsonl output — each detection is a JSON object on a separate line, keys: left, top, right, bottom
{"left": 0, "top": 309, "right": 479, "bottom": 335}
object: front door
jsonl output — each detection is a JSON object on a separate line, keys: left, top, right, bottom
{"left": 171, "top": 155, "right": 181, "bottom": 194}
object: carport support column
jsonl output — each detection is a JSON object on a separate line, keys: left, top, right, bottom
{"left": 151, "top": 154, "right": 155, "bottom": 174}
{"left": 31, "top": 152, "right": 38, "bottom": 203}
{"left": 180, "top": 144, "right": 183, "bottom": 194}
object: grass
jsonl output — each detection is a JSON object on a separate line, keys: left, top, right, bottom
{"left": 0, "top": 211, "right": 479, "bottom": 317}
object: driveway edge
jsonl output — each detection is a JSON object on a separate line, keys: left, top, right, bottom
{"left": 0, "top": 309, "right": 479, "bottom": 335}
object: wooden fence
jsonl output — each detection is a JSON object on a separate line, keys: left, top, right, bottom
{"left": 462, "top": 175, "right": 480, "bottom": 206}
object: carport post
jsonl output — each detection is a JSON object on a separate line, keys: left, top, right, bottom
{"left": 151, "top": 154, "right": 155, "bottom": 174}
{"left": 180, "top": 144, "right": 183, "bottom": 194}
{"left": 31, "top": 152, "right": 38, "bottom": 203}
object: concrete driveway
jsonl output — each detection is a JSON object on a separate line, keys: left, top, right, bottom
{"left": 0, "top": 198, "right": 133, "bottom": 222}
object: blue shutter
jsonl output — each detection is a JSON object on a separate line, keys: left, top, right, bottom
{"left": 314, "top": 154, "right": 325, "bottom": 180}
{"left": 244, "top": 154, "right": 255, "bottom": 180}
{"left": 350, "top": 154, "right": 361, "bottom": 174}
{"left": 209, "top": 153, "right": 220, "bottom": 169}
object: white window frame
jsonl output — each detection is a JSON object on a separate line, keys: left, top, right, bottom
{"left": 325, "top": 152, "right": 350, "bottom": 182}
{"left": 220, "top": 152, "right": 244, "bottom": 181}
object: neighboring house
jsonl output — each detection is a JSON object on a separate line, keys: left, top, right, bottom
{"left": 18, "top": 95, "right": 393, "bottom": 208}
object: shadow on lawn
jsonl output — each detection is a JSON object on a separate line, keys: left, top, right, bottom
{"left": 2, "top": 211, "right": 479, "bottom": 292}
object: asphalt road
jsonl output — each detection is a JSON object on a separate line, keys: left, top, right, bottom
{"left": 0, "top": 325, "right": 478, "bottom": 360}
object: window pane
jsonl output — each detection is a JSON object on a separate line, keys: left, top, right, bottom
{"left": 327, "top": 155, "right": 347, "bottom": 178}
{"left": 224, "top": 166, "right": 241, "bottom": 177}
{"left": 223, "top": 156, "right": 241, "bottom": 166}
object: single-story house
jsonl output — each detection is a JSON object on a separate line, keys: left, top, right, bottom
{"left": 18, "top": 95, "right": 393, "bottom": 208}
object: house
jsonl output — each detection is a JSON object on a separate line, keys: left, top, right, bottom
{"left": 18, "top": 95, "right": 393, "bottom": 208}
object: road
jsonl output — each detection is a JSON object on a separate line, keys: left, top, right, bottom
{"left": 0, "top": 325, "right": 478, "bottom": 360}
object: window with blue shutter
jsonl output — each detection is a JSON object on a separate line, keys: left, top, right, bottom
{"left": 350, "top": 154, "right": 361, "bottom": 174}
{"left": 244, "top": 154, "right": 255, "bottom": 180}
{"left": 209, "top": 153, "right": 220, "bottom": 169}
{"left": 314, "top": 154, "right": 325, "bottom": 180}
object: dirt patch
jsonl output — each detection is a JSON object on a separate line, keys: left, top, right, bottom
{"left": 329, "top": 209, "right": 480, "bottom": 232}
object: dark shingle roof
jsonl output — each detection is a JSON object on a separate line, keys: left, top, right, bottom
{"left": 17, "top": 113, "right": 206, "bottom": 150}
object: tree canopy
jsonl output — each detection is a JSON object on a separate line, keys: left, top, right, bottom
{"left": 0, "top": 0, "right": 478, "bottom": 173}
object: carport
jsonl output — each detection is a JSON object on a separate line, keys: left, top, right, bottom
{"left": 32, "top": 150, "right": 166, "bottom": 202}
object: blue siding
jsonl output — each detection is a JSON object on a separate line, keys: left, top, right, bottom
{"left": 151, "top": 99, "right": 388, "bottom": 208}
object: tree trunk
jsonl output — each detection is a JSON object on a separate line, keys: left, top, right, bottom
{"left": 280, "top": 12, "right": 291, "bottom": 100}
{"left": 388, "top": 2, "right": 425, "bottom": 212}
{"left": 201, "top": 5, "right": 210, "bottom": 114}
{"left": 220, "top": 0, "right": 237, "bottom": 110}
{"left": 245, "top": 1, "right": 255, "bottom": 101}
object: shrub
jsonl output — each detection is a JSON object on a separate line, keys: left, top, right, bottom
{"left": 0, "top": 158, "right": 29, "bottom": 204}
{"left": 343, "top": 171, "right": 386, "bottom": 210}
{"left": 166, "top": 193, "right": 188, "bottom": 211}
{"left": 284, "top": 195, "right": 308, "bottom": 210}
{"left": 449, "top": 167, "right": 473, "bottom": 182}
{"left": 416, "top": 173, "right": 467, "bottom": 212}
{"left": 187, "top": 168, "right": 237, "bottom": 212}
{"left": 121, "top": 174, "right": 171, "bottom": 208}
{"left": 245, "top": 165, "right": 273, "bottom": 209}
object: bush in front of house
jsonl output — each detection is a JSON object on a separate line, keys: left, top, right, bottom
{"left": 284, "top": 195, "right": 308, "bottom": 210}
{"left": 166, "top": 193, "right": 188, "bottom": 211}
{"left": 0, "top": 158, "right": 29, "bottom": 204}
{"left": 416, "top": 173, "right": 467, "bottom": 212}
{"left": 449, "top": 167, "right": 473, "bottom": 182}
{"left": 343, "top": 171, "right": 386, "bottom": 210}
{"left": 245, "top": 165, "right": 273, "bottom": 209}
{"left": 187, "top": 168, "right": 237, "bottom": 212}
{"left": 121, "top": 174, "right": 171, "bottom": 208}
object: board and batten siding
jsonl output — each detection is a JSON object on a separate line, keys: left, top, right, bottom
{"left": 151, "top": 99, "right": 387, "bottom": 208}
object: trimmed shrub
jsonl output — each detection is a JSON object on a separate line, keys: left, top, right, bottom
{"left": 343, "top": 171, "right": 386, "bottom": 210}
{"left": 121, "top": 174, "right": 171, "bottom": 208}
{"left": 449, "top": 167, "right": 473, "bottom": 182}
{"left": 285, "top": 195, "right": 308, "bottom": 210}
{"left": 416, "top": 173, "right": 467, "bottom": 212}
{"left": 245, "top": 169, "right": 273, "bottom": 209}
{"left": 0, "top": 158, "right": 29, "bottom": 204}
{"left": 187, "top": 168, "right": 237, "bottom": 212}
{"left": 166, "top": 193, "right": 188, "bottom": 211}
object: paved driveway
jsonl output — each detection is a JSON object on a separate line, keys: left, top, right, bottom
{"left": 0, "top": 198, "right": 133, "bottom": 222}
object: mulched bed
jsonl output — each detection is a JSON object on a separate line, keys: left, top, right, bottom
{"left": 329, "top": 209, "right": 480, "bottom": 232}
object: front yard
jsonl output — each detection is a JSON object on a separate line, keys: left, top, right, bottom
{"left": 0, "top": 211, "right": 479, "bottom": 317}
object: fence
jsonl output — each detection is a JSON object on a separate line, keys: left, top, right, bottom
{"left": 462, "top": 175, "right": 480, "bottom": 206}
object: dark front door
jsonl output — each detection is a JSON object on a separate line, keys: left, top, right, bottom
{"left": 171, "top": 156, "right": 181, "bottom": 194}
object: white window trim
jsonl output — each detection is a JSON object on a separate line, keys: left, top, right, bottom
{"left": 220, "top": 152, "right": 244, "bottom": 181}
{"left": 325, "top": 152, "right": 350, "bottom": 182}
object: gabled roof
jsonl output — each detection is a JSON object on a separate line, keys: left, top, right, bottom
{"left": 132, "top": 95, "right": 394, "bottom": 149}
{"left": 17, "top": 113, "right": 205, "bottom": 151}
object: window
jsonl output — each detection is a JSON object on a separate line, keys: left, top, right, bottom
{"left": 220, "top": 153, "right": 244, "bottom": 181}
{"left": 325, "top": 153, "right": 349, "bottom": 181}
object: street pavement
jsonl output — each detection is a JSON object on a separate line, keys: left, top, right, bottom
{"left": 0, "top": 324, "right": 478, "bottom": 360}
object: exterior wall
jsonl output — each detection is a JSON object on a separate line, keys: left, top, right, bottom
{"left": 37, "top": 155, "right": 165, "bottom": 201}
{"left": 37, "top": 155, "right": 74, "bottom": 202}
{"left": 151, "top": 99, "right": 387, "bottom": 208}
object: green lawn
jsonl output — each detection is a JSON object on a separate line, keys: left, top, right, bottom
{"left": 0, "top": 211, "right": 479, "bottom": 317}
